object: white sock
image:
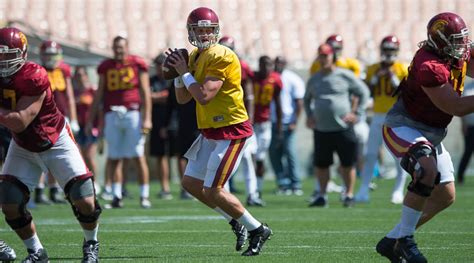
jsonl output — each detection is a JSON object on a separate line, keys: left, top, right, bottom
{"left": 140, "top": 184, "right": 149, "bottom": 199}
{"left": 314, "top": 179, "right": 320, "bottom": 192}
{"left": 112, "top": 183, "right": 122, "bottom": 199}
{"left": 214, "top": 207, "right": 233, "bottom": 222}
{"left": 83, "top": 225, "right": 99, "bottom": 242}
{"left": 399, "top": 205, "right": 422, "bottom": 237}
{"left": 237, "top": 209, "right": 261, "bottom": 231}
{"left": 23, "top": 233, "right": 43, "bottom": 252}
{"left": 257, "top": 177, "right": 264, "bottom": 192}
{"left": 104, "top": 184, "right": 112, "bottom": 193}
{"left": 386, "top": 223, "right": 401, "bottom": 239}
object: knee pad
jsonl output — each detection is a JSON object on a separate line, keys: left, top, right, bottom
{"left": 400, "top": 142, "right": 440, "bottom": 197}
{"left": 0, "top": 175, "right": 33, "bottom": 229}
{"left": 64, "top": 176, "right": 102, "bottom": 224}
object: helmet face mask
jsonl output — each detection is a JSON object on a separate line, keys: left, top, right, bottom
{"left": 187, "top": 7, "right": 220, "bottom": 49}
{"left": 40, "top": 41, "right": 63, "bottom": 69}
{"left": 380, "top": 36, "right": 400, "bottom": 64}
{"left": 0, "top": 27, "right": 28, "bottom": 78}
{"left": 426, "top": 12, "right": 471, "bottom": 61}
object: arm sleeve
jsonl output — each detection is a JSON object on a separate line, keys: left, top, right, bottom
{"left": 22, "top": 67, "right": 50, "bottom": 96}
{"left": 417, "top": 61, "right": 449, "bottom": 88}
{"left": 206, "top": 55, "right": 233, "bottom": 81}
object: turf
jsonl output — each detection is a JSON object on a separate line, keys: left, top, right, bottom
{"left": 1, "top": 177, "right": 473, "bottom": 262}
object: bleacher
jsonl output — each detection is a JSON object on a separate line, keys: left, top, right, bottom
{"left": 1, "top": 0, "right": 473, "bottom": 69}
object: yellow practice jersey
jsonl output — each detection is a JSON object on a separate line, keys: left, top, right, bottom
{"left": 309, "top": 57, "right": 361, "bottom": 77}
{"left": 188, "top": 44, "right": 248, "bottom": 129}
{"left": 365, "top": 61, "right": 408, "bottom": 113}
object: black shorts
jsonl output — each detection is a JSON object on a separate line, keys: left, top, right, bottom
{"left": 149, "top": 129, "right": 179, "bottom": 157}
{"left": 0, "top": 127, "right": 12, "bottom": 161}
{"left": 313, "top": 128, "right": 358, "bottom": 168}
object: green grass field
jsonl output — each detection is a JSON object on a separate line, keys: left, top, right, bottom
{"left": 1, "top": 177, "right": 473, "bottom": 262}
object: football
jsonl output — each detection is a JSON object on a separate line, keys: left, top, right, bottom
{"left": 162, "top": 48, "right": 189, "bottom": 80}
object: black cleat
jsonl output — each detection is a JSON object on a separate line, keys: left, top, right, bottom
{"left": 0, "top": 240, "right": 16, "bottom": 262}
{"left": 22, "top": 248, "right": 49, "bottom": 263}
{"left": 82, "top": 240, "right": 99, "bottom": 263}
{"left": 230, "top": 220, "right": 247, "bottom": 251}
{"left": 394, "top": 236, "right": 427, "bottom": 263}
{"left": 376, "top": 237, "right": 401, "bottom": 263}
{"left": 246, "top": 196, "right": 266, "bottom": 207}
{"left": 309, "top": 196, "right": 328, "bottom": 207}
{"left": 34, "top": 188, "right": 51, "bottom": 205}
{"left": 241, "top": 224, "right": 272, "bottom": 256}
{"left": 343, "top": 196, "right": 355, "bottom": 208}
{"left": 49, "top": 187, "right": 67, "bottom": 204}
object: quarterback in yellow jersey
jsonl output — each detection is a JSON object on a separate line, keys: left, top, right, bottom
{"left": 355, "top": 36, "right": 409, "bottom": 204}
{"left": 309, "top": 34, "right": 361, "bottom": 77}
{"left": 167, "top": 7, "right": 272, "bottom": 257}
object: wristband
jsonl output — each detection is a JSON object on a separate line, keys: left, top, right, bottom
{"left": 174, "top": 77, "right": 185, "bottom": 88}
{"left": 182, "top": 72, "right": 197, "bottom": 89}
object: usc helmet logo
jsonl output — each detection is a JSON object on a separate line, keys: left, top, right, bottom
{"left": 430, "top": 19, "right": 448, "bottom": 33}
{"left": 18, "top": 32, "right": 27, "bottom": 47}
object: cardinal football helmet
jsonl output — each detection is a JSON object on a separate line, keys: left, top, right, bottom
{"left": 219, "top": 35, "right": 235, "bottom": 50}
{"left": 326, "top": 34, "right": 343, "bottom": 55}
{"left": 40, "top": 40, "right": 63, "bottom": 69}
{"left": 380, "top": 35, "right": 400, "bottom": 64}
{"left": 187, "top": 7, "right": 220, "bottom": 49}
{"left": 426, "top": 12, "right": 471, "bottom": 60}
{"left": 0, "top": 27, "right": 28, "bottom": 77}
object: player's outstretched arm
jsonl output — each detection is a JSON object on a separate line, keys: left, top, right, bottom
{"left": 0, "top": 92, "right": 46, "bottom": 133}
{"left": 422, "top": 82, "right": 474, "bottom": 116}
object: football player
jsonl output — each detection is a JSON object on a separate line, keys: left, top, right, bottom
{"left": 355, "top": 36, "right": 409, "bottom": 204}
{"left": 167, "top": 7, "right": 272, "bottom": 256}
{"left": 0, "top": 27, "right": 101, "bottom": 263}
{"left": 376, "top": 12, "right": 474, "bottom": 263}
{"left": 86, "top": 36, "right": 152, "bottom": 209}
{"left": 34, "top": 40, "right": 79, "bottom": 205}
{"left": 251, "top": 56, "right": 283, "bottom": 200}
{"left": 218, "top": 35, "right": 264, "bottom": 206}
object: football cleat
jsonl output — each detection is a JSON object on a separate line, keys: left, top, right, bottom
{"left": 81, "top": 240, "right": 99, "bottom": 263}
{"left": 246, "top": 196, "right": 266, "bottom": 207}
{"left": 22, "top": 248, "right": 49, "bottom": 263}
{"left": 309, "top": 196, "right": 328, "bottom": 207}
{"left": 241, "top": 224, "right": 273, "bottom": 256}
{"left": 376, "top": 237, "right": 401, "bottom": 263}
{"left": 343, "top": 196, "right": 355, "bottom": 208}
{"left": 104, "top": 197, "right": 123, "bottom": 209}
{"left": 140, "top": 197, "right": 152, "bottom": 209}
{"left": 0, "top": 240, "right": 16, "bottom": 262}
{"left": 49, "top": 187, "right": 67, "bottom": 204}
{"left": 394, "top": 236, "right": 427, "bottom": 263}
{"left": 230, "top": 220, "right": 247, "bottom": 251}
{"left": 34, "top": 188, "right": 52, "bottom": 205}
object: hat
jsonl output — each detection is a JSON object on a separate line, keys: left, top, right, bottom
{"left": 318, "top": 43, "right": 333, "bottom": 55}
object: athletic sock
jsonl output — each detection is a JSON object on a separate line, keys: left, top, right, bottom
{"left": 386, "top": 223, "right": 401, "bottom": 239}
{"left": 23, "top": 233, "right": 43, "bottom": 252}
{"left": 112, "top": 183, "right": 122, "bottom": 199}
{"left": 83, "top": 225, "right": 99, "bottom": 242}
{"left": 237, "top": 209, "right": 261, "bottom": 231}
{"left": 399, "top": 205, "right": 422, "bottom": 237}
{"left": 140, "top": 184, "right": 150, "bottom": 199}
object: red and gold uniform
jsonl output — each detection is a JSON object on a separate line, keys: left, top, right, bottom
{"left": 399, "top": 48, "right": 467, "bottom": 128}
{"left": 47, "top": 61, "right": 71, "bottom": 117}
{"left": 97, "top": 55, "right": 147, "bottom": 112}
{"left": 0, "top": 62, "right": 64, "bottom": 152}
{"left": 252, "top": 72, "right": 282, "bottom": 123}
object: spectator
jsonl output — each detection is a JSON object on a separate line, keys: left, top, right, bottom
{"left": 270, "top": 56, "right": 305, "bottom": 195}
{"left": 304, "top": 43, "right": 369, "bottom": 208}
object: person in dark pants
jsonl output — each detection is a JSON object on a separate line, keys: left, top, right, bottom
{"left": 304, "top": 43, "right": 369, "bottom": 208}
{"left": 457, "top": 82, "right": 474, "bottom": 185}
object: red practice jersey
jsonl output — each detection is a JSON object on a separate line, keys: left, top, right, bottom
{"left": 76, "top": 86, "right": 96, "bottom": 128}
{"left": 252, "top": 71, "right": 282, "bottom": 123}
{"left": 97, "top": 55, "right": 148, "bottom": 112}
{"left": 400, "top": 48, "right": 468, "bottom": 128}
{"left": 47, "top": 61, "right": 71, "bottom": 117}
{"left": 0, "top": 62, "right": 65, "bottom": 152}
